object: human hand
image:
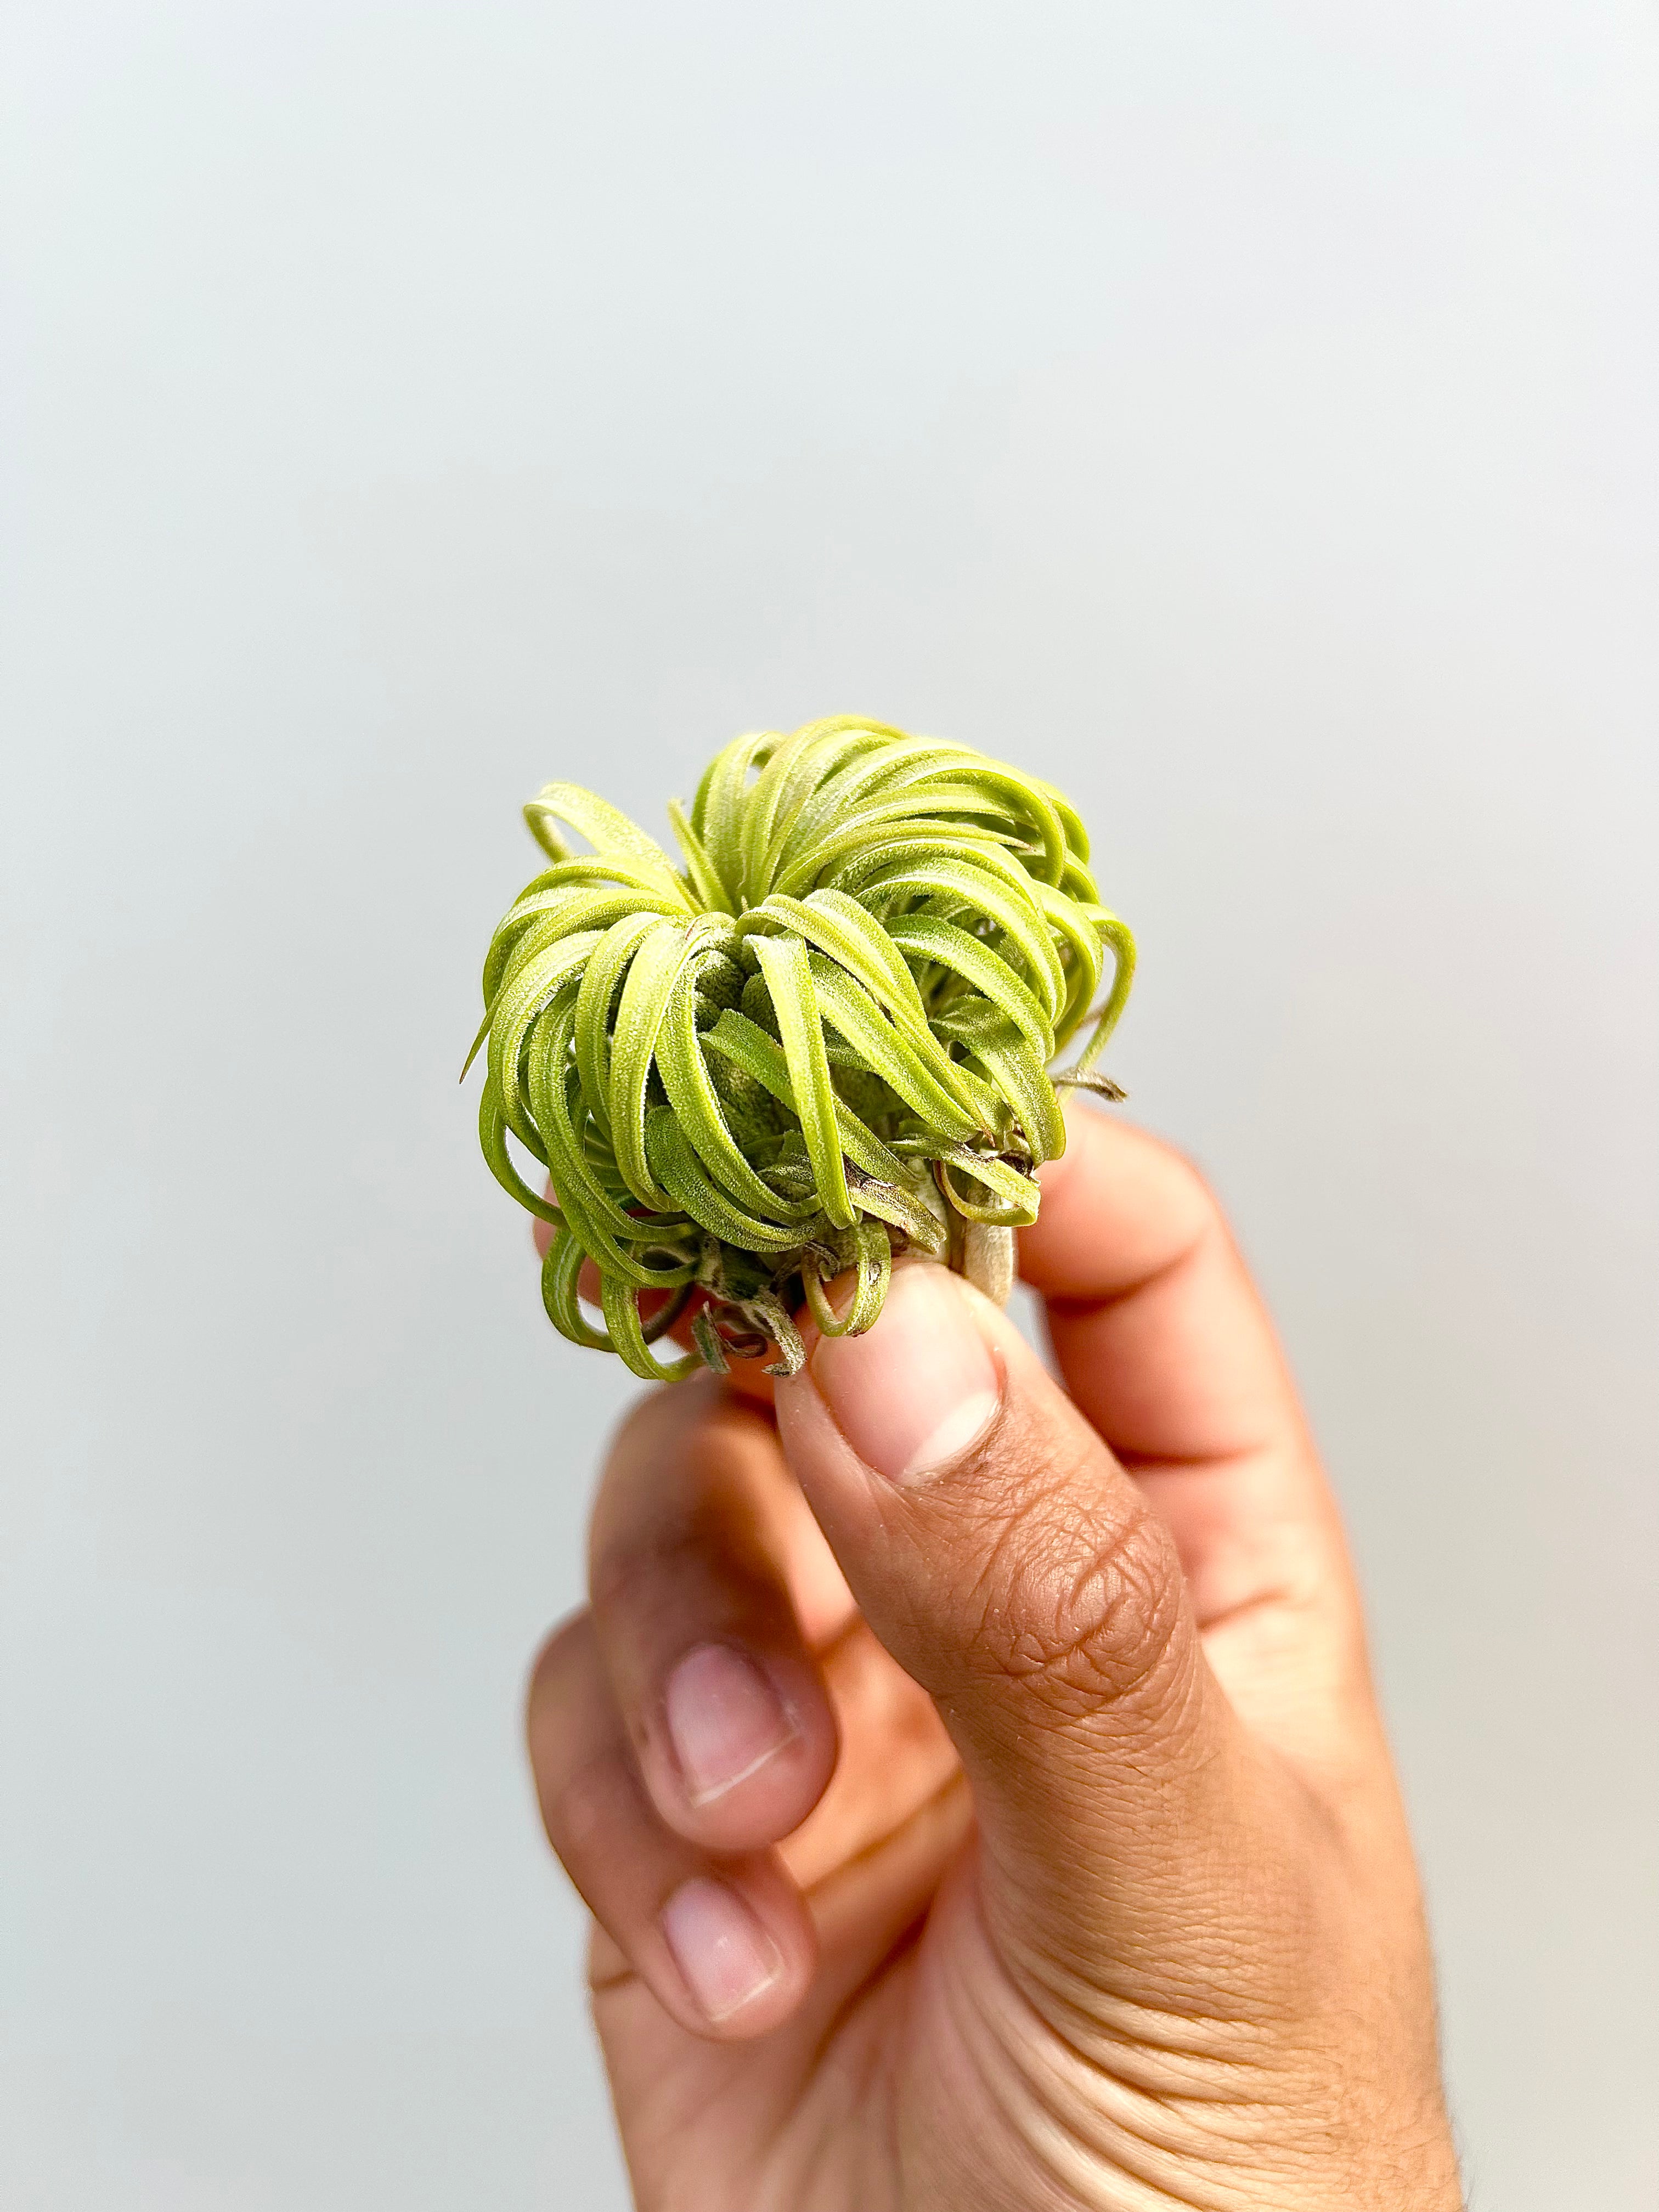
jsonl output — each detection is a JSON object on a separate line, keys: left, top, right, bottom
{"left": 526, "top": 1110, "right": 1463, "bottom": 2209}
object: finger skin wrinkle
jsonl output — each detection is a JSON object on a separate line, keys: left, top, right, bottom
{"left": 1183, "top": 1583, "right": 1301, "bottom": 1649}
{"left": 932, "top": 1978, "right": 1255, "bottom": 2212}
{"left": 1124, "top": 1447, "right": 1350, "bottom": 1652}
{"left": 940, "top": 1908, "right": 1362, "bottom": 2212}
{"left": 934, "top": 1418, "right": 1192, "bottom": 1730}
{"left": 585, "top": 1928, "right": 637, "bottom": 1999}
{"left": 993, "top": 1747, "right": 1341, "bottom": 2031}
{"left": 970, "top": 1504, "right": 1187, "bottom": 1726}
{"left": 1044, "top": 1249, "right": 1297, "bottom": 1468}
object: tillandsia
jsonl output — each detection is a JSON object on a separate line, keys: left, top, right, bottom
{"left": 464, "top": 716, "right": 1135, "bottom": 1381}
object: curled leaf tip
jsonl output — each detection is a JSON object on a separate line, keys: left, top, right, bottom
{"left": 1054, "top": 1070, "right": 1129, "bottom": 1102}
{"left": 469, "top": 716, "right": 1135, "bottom": 1375}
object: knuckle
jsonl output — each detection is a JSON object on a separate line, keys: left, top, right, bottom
{"left": 546, "top": 1743, "right": 634, "bottom": 1856}
{"left": 587, "top": 1474, "right": 706, "bottom": 1609}
{"left": 955, "top": 1425, "right": 1189, "bottom": 1722}
{"left": 586, "top": 1493, "right": 737, "bottom": 1614}
{"left": 1161, "top": 1135, "right": 1219, "bottom": 1209}
{"left": 588, "top": 1533, "right": 672, "bottom": 1613}
{"left": 1150, "top": 1139, "right": 1227, "bottom": 1258}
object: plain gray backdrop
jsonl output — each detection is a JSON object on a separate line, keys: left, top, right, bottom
{"left": 4, "top": 3, "right": 1655, "bottom": 2206}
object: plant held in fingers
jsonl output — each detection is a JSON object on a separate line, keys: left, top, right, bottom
{"left": 465, "top": 716, "right": 1135, "bottom": 1380}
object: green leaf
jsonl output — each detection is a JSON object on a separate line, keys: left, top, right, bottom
{"left": 884, "top": 911, "right": 1055, "bottom": 1058}
{"left": 748, "top": 933, "right": 855, "bottom": 1229}
{"left": 667, "top": 799, "right": 735, "bottom": 914}
{"left": 700, "top": 1011, "right": 904, "bottom": 1184}
{"left": 1062, "top": 911, "right": 1137, "bottom": 1075}
{"left": 573, "top": 909, "right": 664, "bottom": 1130}
{"left": 523, "top": 782, "right": 691, "bottom": 901}
{"left": 654, "top": 963, "right": 814, "bottom": 1226}
{"left": 646, "top": 1108, "right": 806, "bottom": 1252}
{"left": 804, "top": 953, "right": 983, "bottom": 1138}
{"left": 599, "top": 1273, "right": 704, "bottom": 1381}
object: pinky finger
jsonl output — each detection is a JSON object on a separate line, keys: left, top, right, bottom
{"left": 526, "top": 1611, "right": 817, "bottom": 2039}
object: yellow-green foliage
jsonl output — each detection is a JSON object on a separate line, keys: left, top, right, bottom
{"left": 466, "top": 717, "right": 1133, "bottom": 1378}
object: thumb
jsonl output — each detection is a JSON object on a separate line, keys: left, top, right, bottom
{"left": 774, "top": 1260, "right": 1296, "bottom": 2001}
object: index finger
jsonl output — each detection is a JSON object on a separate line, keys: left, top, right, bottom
{"left": 1020, "top": 1106, "right": 1306, "bottom": 1468}
{"left": 1019, "top": 1109, "right": 1368, "bottom": 1712}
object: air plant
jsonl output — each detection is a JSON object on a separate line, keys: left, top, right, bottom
{"left": 465, "top": 716, "right": 1134, "bottom": 1381}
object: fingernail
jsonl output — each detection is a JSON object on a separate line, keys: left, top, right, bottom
{"left": 808, "top": 1261, "right": 1001, "bottom": 1485}
{"left": 664, "top": 1643, "right": 797, "bottom": 1805}
{"left": 661, "top": 1877, "right": 782, "bottom": 2021}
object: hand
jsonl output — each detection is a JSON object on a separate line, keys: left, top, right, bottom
{"left": 526, "top": 1111, "right": 1463, "bottom": 2210}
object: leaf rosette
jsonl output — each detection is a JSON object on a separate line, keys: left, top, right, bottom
{"left": 466, "top": 716, "right": 1134, "bottom": 1379}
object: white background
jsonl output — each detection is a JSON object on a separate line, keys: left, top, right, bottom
{"left": 3, "top": 4, "right": 1656, "bottom": 2205}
